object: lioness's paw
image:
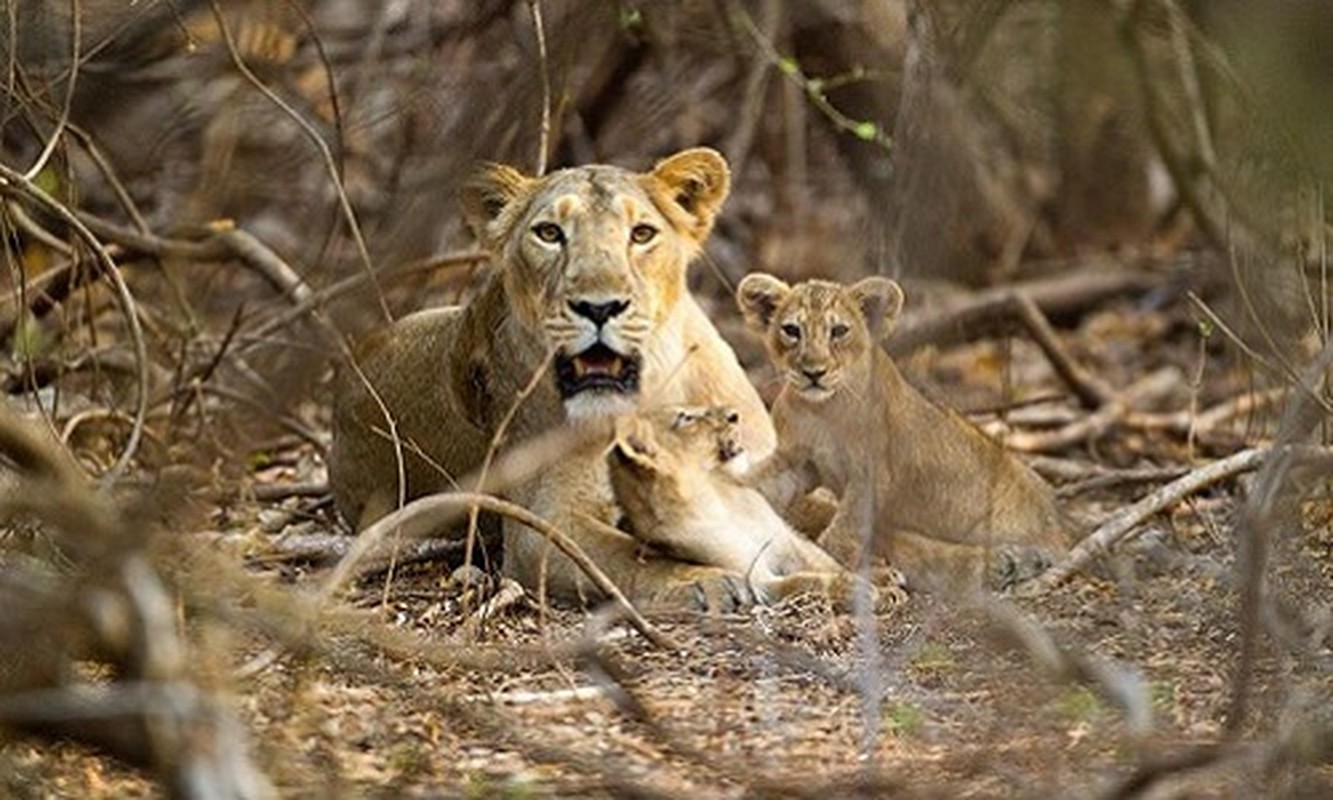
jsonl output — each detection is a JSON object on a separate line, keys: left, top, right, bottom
{"left": 654, "top": 571, "right": 758, "bottom": 613}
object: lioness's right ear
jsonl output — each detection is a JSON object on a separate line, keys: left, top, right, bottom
{"left": 648, "top": 148, "right": 731, "bottom": 243}
{"left": 736, "top": 272, "right": 791, "bottom": 332}
{"left": 460, "top": 163, "right": 532, "bottom": 249}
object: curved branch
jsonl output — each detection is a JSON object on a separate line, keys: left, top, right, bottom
{"left": 319, "top": 491, "right": 674, "bottom": 650}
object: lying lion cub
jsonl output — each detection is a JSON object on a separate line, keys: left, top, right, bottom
{"left": 607, "top": 405, "right": 904, "bottom": 609}
{"left": 737, "top": 274, "right": 1073, "bottom": 590}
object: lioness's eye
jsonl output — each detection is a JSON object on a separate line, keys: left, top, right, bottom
{"left": 532, "top": 222, "right": 565, "bottom": 244}
{"left": 630, "top": 224, "right": 657, "bottom": 245}
{"left": 780, "top": 323, "right": 802, "bottom": 341}
{"left": 830, "top": 323, "right": 851, "bottom": 340}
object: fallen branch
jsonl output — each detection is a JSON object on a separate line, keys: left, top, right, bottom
{"left": 887, "top": 267, "right": 1161, "bottom": 357}
{"left": 1031, "top": 446, "right": 1271, "bottom": 592}
{"left": 1125, "top": 387, "right": 1289, "bottom": 437}
{"left": 1005, "top": 366, "right": 1181, "bottom": 453}
{"left": 76, "top": 213, "right": 313, "bottom": 304}
{"left": 1009, "top": 291, "right": 1115, "bottom": 409}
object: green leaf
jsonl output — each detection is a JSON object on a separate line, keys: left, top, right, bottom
{"left": 852, "top": 121, "right": 879, "bottom": 141}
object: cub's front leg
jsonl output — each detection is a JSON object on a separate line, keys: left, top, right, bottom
{"left": 817, "top": 481, "right": 909, "bottom": 605}
{"left": 745, "top": 447, "right": 819, "bottom": 518}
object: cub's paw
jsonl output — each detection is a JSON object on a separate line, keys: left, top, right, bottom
{"left": 988, "top": 545, "right": 1059, "bottom": 591}
{"left": 869, "top": 565, "right": 910, "bottom": 609}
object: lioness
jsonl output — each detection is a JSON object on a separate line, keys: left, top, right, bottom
{"left": 607, "top": 405, "right": 899, "bottom": 609}
{"left": 330, "top": 149, "right": 777, "bottom": 609}
{"left": 736, "top": 273, "right": 1072, "bottom": 590}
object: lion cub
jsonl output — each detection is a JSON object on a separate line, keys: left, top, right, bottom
{"left": 737, "top": 274, "right": 1072, "bottom": 590}
{"left": 607, "top": 405, "right": 901, "bottom": 609}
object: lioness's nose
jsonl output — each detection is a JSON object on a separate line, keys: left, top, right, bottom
{"left": 802, "top": 368, "right": 827, "bottom": 383}
{"left": 569, "top": 299, "right": 629, "bottom": 326}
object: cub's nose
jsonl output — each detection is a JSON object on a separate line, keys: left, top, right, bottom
{"left": 802, "top": 368, "right": 828, "bottom": 384}
{"left": 569, "top": 299, "right": 629, "bottom": 327}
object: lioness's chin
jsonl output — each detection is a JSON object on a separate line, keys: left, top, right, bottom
{"left": 565, "top": 392, "right": 638, "bottom": 419}
{"left": 796, "top": 385, "right": 837, "bottom": 403}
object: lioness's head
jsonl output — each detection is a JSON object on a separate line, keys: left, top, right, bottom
{"left": 461, "top": 149, "right": 731, "bottom": 417}
{"left": 737, "top": 274, "right": 904, "bottom": 403}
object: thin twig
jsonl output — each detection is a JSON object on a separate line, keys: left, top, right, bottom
{"left": 465, "top": 354, "right": 553, "bottom": 573}
{"left": 22, "top": 0, "right": 79, "bottom": 181}
{"left": 528, "top": 0, "right": 551, "bottom": 176}
{"left": 206, "top": 0, "right": 387, "bottom": 321}
{"left": 1226, "top": 334, "right": 1333, "bottom": 735}
{"left": 0, "top": 161, "right": 148, "bottom": 483}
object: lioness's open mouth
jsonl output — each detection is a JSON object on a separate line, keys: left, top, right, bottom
{"left": 555, "top": 343, "right": 641, "bottom": 398}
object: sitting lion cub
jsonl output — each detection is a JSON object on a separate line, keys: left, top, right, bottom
{"left": 736, "top": 274, "right": 1072, "bottom": 590}
{"left": 607, "top": 405, "right": 903, "bottom": 609}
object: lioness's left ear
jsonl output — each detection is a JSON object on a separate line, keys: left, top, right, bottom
{"left": 648, "top": 148, "right": 731, "bottom": 241}
{"left": 460, "top": 162, "right": 533, "bottom": 249}
{"left": 849, "top": 277, "right": 905, "bottom": 340}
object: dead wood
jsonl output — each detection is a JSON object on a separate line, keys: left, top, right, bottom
{"left": 1009, "top": 290, "right": 1116, "bottom": 409}
{"left": 1004, "top": 366, "right": 1181, "bottom": 453}
{"left": 1032, "top": 445, "right": 1333, "bottom": 593}
{"left": 887, "top": 267, "right": 1161, "bottom": 358}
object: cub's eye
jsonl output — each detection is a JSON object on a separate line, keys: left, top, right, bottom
{"left": 532, "top": 222, "right": 565, "bottom": 244}
{"left": 830, "top": 323, "right": 851, "bottom": 340}
{"left": 780, "top": 323, "right": 802, "bottom": 341}
{"left": 724, "top": 410, "right": 740, "bottom": 425}
{"left": 630, "top": 224, "right": 658, "bottom": 245}
{"left": 672, "top": 410, "right": 699, "bottom": 429}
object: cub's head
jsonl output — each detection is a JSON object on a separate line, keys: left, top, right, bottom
{"left": 461, "top": 149, "right": 730, "bottom": 418}
{"left": 609, "top": 405, "right": 745, "bottom": 480}
{"left": 737, "top": 273, "right": 904, "bottom": 403}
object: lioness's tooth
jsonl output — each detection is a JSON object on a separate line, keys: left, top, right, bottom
{"left": 573, "top": 359, "right": 588, "bottom": 378}
{"left": 610, "top": 356, "right": 623, "bottom": 376}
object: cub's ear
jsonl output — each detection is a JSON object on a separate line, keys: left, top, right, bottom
{"left": 848, "top": 276, "right": 905, "bottom": 340}
{"left": 460, "top": 163, "right": 532, "bottom": 249}
{"left": 736, "top": 272, "right": 791, "bottom": 332}
{"left": 647, "top": 148, "right": 731, "bottom": 242}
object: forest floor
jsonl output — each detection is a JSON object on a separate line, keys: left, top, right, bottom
{"left": 3, "top": 274, "right": 1331, "bottom": 799}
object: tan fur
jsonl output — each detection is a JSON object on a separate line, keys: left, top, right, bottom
{"left": 330, "top": 150, "right": 777, "bottom": 609}
{"left": 737, "top": 273, "right": 1073, "bottom": 590}
{"left": 607, "top": 406, "right": 900, "bottom": 610}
